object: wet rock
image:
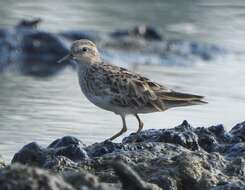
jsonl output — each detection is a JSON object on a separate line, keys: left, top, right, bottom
{"left": 43, "top": 156, "right": 80, "bottom": 173}
{"left": 211, "top": 182, "right": 245, "bottom": 190}
{"left": 12, "top": 142, "right": 47, "bottom": 167}
{"left": 111, "top": 161, "right": 161, "bottom": 190}
{"left": 110, "top": 25, "right": 162, "bottom": 41}
{"left": 195, "top": 126, "right": 220, "bottom": 152}
{"left": 230, "top": 121, "right": 245, "bottom": 142}
{"left": 78, "top": 142, "right": 230, "bottom": 190}
{"left": 176, "top": 152, "right": 204, "bottom": 185}
{"left": 53, "top": 144, "right": 88, "bottom": 162}
{"left": 18, "top": 30, "right": 70, "bottom": 76}
{"left": 0, "top": 20, "right": 72, "bottom": 76}
{"left": 194, "top": 124, "right": 234, "bottom": 153}
{"left": 123, "top": 120, "right": 199, "bottom": 151}
{"left": 158, "top": 120, "right": 199, "bottom": 150}
{"left": 225, "top": 143, "right": 245, "bottom": 159}
{"left": 85, "top": 140, "right": 123, "bottom": 157}
{"left": 77, "top": 142, "right": 186, "bottom": 185}
{"left": 174, "top": 151, "right": 226, "bottom": 190}
{"left": 59, "top": 31, "right": 99, "bottom": 42}
{"left": 63, "top": 170, "right": 112, "bottom": 190}
{"left": 48, "top": 136, "right": 86, "bottom": 149}
{"left": 224, "top": 157, "right": 245, "bottom": 177}
{"left": 16, "top": 18, "right": 42, "bottom": 29}
{"left": 0, "top": 164, "right": 74, "bottom": 190}
{"left": 9, "top": 121, "right": 245, "bottom": 190}
{"left": 208, "top": 124, "right": 226, "bottom": 137}
{"left": 48, "top": 136, "right": 88, "bottom": 162}
{"left": 12, "top": 136, "right": 89, "bottom": 168}
{"left": 20, "top": 31, "right": 69, "bottom": 58}
{"left": 149, "top": 175, "right": 178, "bottom": 190}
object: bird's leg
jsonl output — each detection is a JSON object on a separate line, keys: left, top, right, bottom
{"left": 132, "top": 114, "right": 144, "bottom": 142}
{"left": 107, "top": 115, "right": 127, "bottom": 141}
{"left": 135, "top": 114, "right": 144, "bottom": 134}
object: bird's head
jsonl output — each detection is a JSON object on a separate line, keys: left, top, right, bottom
{"left": 58, "top": 39, "right": 101, "bottom": 65}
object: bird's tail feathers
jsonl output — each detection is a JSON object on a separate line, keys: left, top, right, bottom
{"left": 158, "top": 91, "right": 207, "bottom": 108}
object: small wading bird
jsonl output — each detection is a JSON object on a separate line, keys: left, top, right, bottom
{"left": 58, "top": 39, "right": 207, "bottom": 141}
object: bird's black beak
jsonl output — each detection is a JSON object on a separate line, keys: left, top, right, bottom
{"left": 57, "top": 54, "right": 72, "bottom": 63}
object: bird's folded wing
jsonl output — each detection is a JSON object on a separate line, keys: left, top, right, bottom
{"left": 90, "top": 64, "right": 171, "bottom": 111}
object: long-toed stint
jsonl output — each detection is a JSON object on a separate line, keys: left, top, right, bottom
{"left": 58, "top": 39, "right": 207, "bottom": 141}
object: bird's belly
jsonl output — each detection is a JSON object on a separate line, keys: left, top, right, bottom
{"left": 86, "top": 95, "right": 114, "bottom": 112}
{"left": 86, "top": 95, "right": 156, "bottom": 115}
{"left": 84, "top": 93, "right": 135, "bottom": 115}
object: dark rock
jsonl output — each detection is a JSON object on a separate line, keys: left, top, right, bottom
{"left": 124, "top": 120, "right": 199, "bottom": 151}
{"left": 59, "top": 31, "right": 99, "bottom": 42}
{"left": 48, "top": 136, "right": 86, "bottom": 149}
{"left": 63, "top": 170, "right": 112, "bottom": 190}
{"left": 9, "top": 121, "right": 245, "bottom": 190}
{"left": 48, "top": 136, "right": 88, "bottom": 162}
{"left": 194, "top": 124, "right": 234, "bottom": 153}
{"left": 78, "top": 142, "right": 186, "bottom": 185}
{"left": 175, "top": 151, "right": 224, "bottom": 190}
{"left": 78, "top": 143, "right": 229, "bottom": 190}
{"left": 110, "top": 25, "right": 162, "bottom": 41}
{"left": 85, "top": 140, "right": 122, "bottom": 157}
{"left": 111, "top": 161, "right": 161, "bottom": 190}
{"left": 43, "top": 156, "right": 80, "bottom": 173}
{"left": 224, "top": 158, "right": 245, "bottom": 177}
{"left": 16, "top": 18, "right": 42, "bottom": 29}
{"left": 20, "top": 31, "right": 68, "bottom": 57}
{"left": 0, "top": 26, "right": 72, "bottom": 76}
{"left": 13, "top": 136, "right": 89, "bottom": 167}
{"left": 208, "top": 124, "right": 226, "bottom": 137}
{"left": 149, "top": 175, "right": 178, "bottom": 190}
{"left": 211, "top": 182, "right": 245, "bottom": 190}
{"left": 230, "top": 122, "right": 245, "bottom": 142}
{"left": 0, "top": 164, "right": 74, "bottom": 190}
{"left": 195, "top": 126, "right": 220, "bottom": 152}
{"left": 158, "top": 120, "right": 199, "bottom": 150}
{"left": 132, "top": 25, "right": 162, "bottom": 40}
{"left": 225, "top": 143, "right": 245, "bottom": 159}
{"left": 194, "top": 123, "right": 240, "bottom": 154}
{"left": 11, "top": 142, "right": 47, "bottom": 167}
{"left": 54, "top": 145, "right": 88, "bottom": 162}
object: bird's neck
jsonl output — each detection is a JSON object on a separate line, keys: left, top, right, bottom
{"left": 76, "top": 59, "right": 101, "bottom": 80}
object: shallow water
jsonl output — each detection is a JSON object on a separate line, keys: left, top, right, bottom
{"left": 0, "top": 0, "right": 245, "bottom": 161}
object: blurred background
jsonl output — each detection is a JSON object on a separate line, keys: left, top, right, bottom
{"left": 0, "top": 0, "right": 245, "bottom": 161}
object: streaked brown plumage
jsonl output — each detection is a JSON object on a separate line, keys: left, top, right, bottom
{"left": 58, "top": 39, "right": 207, "bottom": 141}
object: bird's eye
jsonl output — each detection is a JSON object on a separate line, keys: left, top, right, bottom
{"left": 82, "top": 47, "right": 88, "bottom": 52}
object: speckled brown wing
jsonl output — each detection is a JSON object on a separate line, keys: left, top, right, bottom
{"left": 86, "top": 63, "right": 173, "bottom": 113}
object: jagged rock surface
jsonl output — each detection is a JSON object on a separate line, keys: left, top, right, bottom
{"left": 9, "top": 121, "right": 245, "bottom": 190}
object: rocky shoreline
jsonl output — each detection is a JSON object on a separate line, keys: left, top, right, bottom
{"left": 0, "top": 120, "right": 244, "bottom": 190}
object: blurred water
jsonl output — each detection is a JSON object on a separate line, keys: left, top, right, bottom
{"left": 0, "top": 0, "right": 245, "bottom": 161}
